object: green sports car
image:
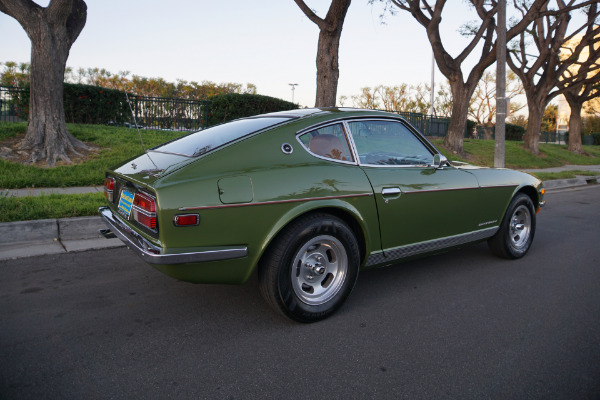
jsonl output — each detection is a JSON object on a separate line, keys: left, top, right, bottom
{"left": 99, "top": 108, "right": 545, "bottom": 322}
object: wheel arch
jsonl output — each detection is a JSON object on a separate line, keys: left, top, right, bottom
{"left": 515, "top": 185, "right": 539, "bottom": 208}
{"left": 255, "top": 204, "right": 370, "bottom": 274}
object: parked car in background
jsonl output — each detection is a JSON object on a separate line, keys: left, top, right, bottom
{"left": 100, "top": 108, "right": 545, "bottom": 322}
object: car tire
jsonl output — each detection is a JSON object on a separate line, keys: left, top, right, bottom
{"left": 258, "top": 213, "right": 360, "bottom": 323}
{"left": 488, "top": 193, "right": 536, "bottom": 259}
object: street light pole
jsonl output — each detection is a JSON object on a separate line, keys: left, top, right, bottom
{"left": 421, "top": 5, "right": 436, "bottom": 118}
{"left": 494, "top": 0, "right": 506, "bottom": 168}
{"left": 289, "top": 83, "right": 299, "bottom": 104}
{"left": 430, "top": 51, "right": 435, "bottom": 117}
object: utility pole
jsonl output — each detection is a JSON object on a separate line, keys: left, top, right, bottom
{"left": 494, "top": 0, "right": 506, "bottom": 168}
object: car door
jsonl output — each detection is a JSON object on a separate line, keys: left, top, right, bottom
{"left": 345, "top": 119, "right": 482, "bottom": 260}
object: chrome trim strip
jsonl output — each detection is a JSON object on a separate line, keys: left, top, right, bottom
{"left": 148, "top": 150, "right": 194, "bottom": 158}
{"left": 99, "top": 207, "right": 247, "bottom": 264}
{"left": 358, "top": 163, "right": 435, "bottom": 169}
{"left": 401, "top": 186, "right": 480, "bottom": 194}
{"left": 365, "top": 227, "right": 498, "bottom": 267}
{"left": 479, "top": 184, "right": 519, "bottom": 189}
{"left": 295, "top": 114, "right": 408, "bottom": 136}
{"left": 178, "top": 193, "right": 373, "bottom": 211}
{"left": 398, "top": 184, "right": 517, "bottom": 194}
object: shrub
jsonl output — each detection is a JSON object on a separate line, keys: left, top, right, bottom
{"left": 207, "top": 93, "right": 297, "bottom": 126}
{"left": 15, "top": 83, "right": 131, "bottom": 125}
{"left": 63, "top": 84, "right": 130, "bottom": 125}
{"left": 506, "top": 123, "right": 525, "bottom": 141}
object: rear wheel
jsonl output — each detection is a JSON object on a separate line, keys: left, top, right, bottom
{"left": 258, "top": 213, "right": 360, "bottom": 322}
{"left": 488, "top": 193, "right": 536, "bottom": 259}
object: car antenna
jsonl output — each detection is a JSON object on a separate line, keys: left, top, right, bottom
{"left": 123, "top": 88, "right": 158, "bottom": 169}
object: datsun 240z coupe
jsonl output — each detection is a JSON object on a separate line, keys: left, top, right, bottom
{"left": 100, "top": 108, "right": 545, "bottom": 322}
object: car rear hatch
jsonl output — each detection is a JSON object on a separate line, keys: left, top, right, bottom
{"left": 102, "top": 151, "right": 192, "bottom": 241}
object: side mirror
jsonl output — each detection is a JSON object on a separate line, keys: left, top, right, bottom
{"left": 433, "top": 154, "right": 448, "bottom": 169}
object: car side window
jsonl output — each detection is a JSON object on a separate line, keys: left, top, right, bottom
{"left": 347, "top": 120, "right": 433, "bottom": 166}
{"left": 298, "top": 124, "right": 354, "bottom": 162}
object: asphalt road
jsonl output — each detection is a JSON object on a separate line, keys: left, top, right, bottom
{"left": 1, "top": 186, "right": 600, "bottom": 400}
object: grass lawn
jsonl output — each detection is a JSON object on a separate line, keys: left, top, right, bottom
{"left": 0, "top": 192, "right": 104, "bottom": 222}
{"left": 0, "top": 122, "right": 187, "bottom": 189}
{"left": 529, "top": 170, "right": 600, "bottom": 181}
{"left": 431, "top": 139, "right": 600, "bottom": 169}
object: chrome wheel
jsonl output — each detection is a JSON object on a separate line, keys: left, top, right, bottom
{"left": 488, "top": 193, "right": 536, "bottom": 259}
{"left": 258, "top": 213, "right": 360, "bottom": 322}
{"left": 291, "top": 235, "right": 348, "bottom": 306}
{"left": 509, "top": 204, "right": 532, "bottom": 249}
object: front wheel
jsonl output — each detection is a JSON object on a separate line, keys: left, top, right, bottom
{"left": 258, "top": 213, "right": 360, "bottom": 323}
{"left": 488, "top": 193, "right": 536, "bottom": 259}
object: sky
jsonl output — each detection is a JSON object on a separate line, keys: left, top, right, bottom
{"left": 0, "top": 0, "right": 551, "bottom": 108}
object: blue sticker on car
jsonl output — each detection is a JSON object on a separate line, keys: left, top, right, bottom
{"left": 118, "top": 189, "right": 134, "bottom": 218}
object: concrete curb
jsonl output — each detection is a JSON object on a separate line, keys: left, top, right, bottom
{"left": 543, "top": 176, "right": 599, "bottom": 191}
{"left": 0, "top": 216, "right": 123, "bottom": 261}
{"left": 1, "top": 186, "right": 103, "bottom": 197}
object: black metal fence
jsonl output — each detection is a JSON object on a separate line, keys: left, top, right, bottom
{"left": 0, "top": 85, "right": 26, "bottom": 123}
{"left": 389, "top": 110, "right": 451, "bottom": 137}
{"left": 0, "top": 85, "right": 210, "bottom": 131}
{"left": 541, "top": 131, "right": 566, "bottom": 144}
{"left": 128, "top": 95, "right": 210, "bottom": 131}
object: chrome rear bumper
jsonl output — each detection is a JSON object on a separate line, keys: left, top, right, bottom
{"left": 99, "top": 207, "right": 247, "bottom": 265}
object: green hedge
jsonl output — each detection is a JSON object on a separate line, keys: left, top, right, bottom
{"left": 471, "top": 123, "right": 525, "bottom": 140}
{"left": 207, "top": 93, "right": 297, "bottom": 126}
{"left": 16, "top": 83, "right": 131, "bottom": 125}
{"left": 63, "top": 84, "right": 130, "bottom": 124}
{"left": 506, "top": 123, "right": 525, "bottom": 141}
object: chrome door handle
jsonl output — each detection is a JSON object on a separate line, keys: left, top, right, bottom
{"left": 382, "top": 187, "right": 401, "bottom": 196}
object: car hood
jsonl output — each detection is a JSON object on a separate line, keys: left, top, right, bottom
{"left": 113, "top": 151, "right": 192, "bottom": 183}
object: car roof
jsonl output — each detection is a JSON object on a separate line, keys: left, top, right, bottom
{"left": 252, "top": 107, "right": 399, "bottom": 120}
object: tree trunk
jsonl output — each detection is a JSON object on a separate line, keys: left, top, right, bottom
{"left": 482, "top": 125, "right": 494, "bottom": 140}
{"left": 294, "top": 0, "right": 350, "bottom": 108}
{"left": 315, "top": 28, "right": 342, "bottom": 107}
{"left": 0, "top": 0, "right": 88, "bottom": 166}
{"left": 443, "top": 83, "right": 470, "bottom": 154}
{"left": 524, "top": 100, "right": 543, "bottom": 155}
{"left": 19, "top": 22, "right": 88, "bottom": 165}
{"left": 566, "top": 96, "right": 583, "bottom": 153}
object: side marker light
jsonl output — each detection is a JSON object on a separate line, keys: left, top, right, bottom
{"left": 174, "top": 214, "right": 200, "bottom": 226}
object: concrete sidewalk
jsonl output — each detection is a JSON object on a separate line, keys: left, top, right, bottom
{"left": 2, "top": 185, "right": 104, "bottom": 197}
{"left": 1, "top": 164, "right": 598, "bottom": 261}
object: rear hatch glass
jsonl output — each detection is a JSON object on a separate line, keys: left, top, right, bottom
{"left": 151, "top": 116, "right": 292, "bottom": 157}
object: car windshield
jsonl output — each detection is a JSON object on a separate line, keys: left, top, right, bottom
{"left": 151, "top": 117, "right": 292, "bottom": 157}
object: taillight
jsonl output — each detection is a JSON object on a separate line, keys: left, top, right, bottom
{"left": 132, "top": 192, "right": 157, "bottom": 230}
{"left": 104, "top": 177, "right": 115, "bottom": 202}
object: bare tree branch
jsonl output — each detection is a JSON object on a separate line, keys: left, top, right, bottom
{"left": 293, "top": 0, "right": 326, "bottom": 30}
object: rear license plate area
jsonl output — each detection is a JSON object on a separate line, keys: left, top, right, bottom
{"left": 118, "top": 189, "right": 134, "bottom": 218}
